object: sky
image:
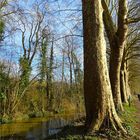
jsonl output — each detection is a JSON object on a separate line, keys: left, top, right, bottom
{"left": 0, "top": 0, "right": 83, "bottom": 80}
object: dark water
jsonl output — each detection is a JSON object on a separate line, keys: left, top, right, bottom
{"left": 0, "top": 115, "right": 76, "bottom": 140}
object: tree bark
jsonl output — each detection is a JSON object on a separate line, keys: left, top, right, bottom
{"left": 82, "top": 0, "right": 126, "bottom": 133}
{"left": 120, "top": 54, "right": 129, "bottom": 103}
{"left": 102, "top": 0, "right": 128, "bottom": 111}
{"left": 124, "top": 62, "right": 131, "bottom": 99}
{"left": 47, "top": 39, "right": 54, "bottom": 110}
{"left": 120, "top": 70, "right": 128, "bottom": 103}
{"left": 109, "top": 39, "right": 124, "bottom": 111}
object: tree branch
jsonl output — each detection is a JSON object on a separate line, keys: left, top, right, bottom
{"left": 102, "top": 0, "right": 116, "bottom": 44}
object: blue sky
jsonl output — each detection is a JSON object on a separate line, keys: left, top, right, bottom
{"left": 0, "top": 0, "right": 83, "bottom": 80}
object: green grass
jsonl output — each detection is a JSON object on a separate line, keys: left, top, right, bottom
{"left": 64, "top": 136, "right": 99, "bottom": 140}
{"left": 58, "top": 135, "right": 101, "bottom": 140}
{"left": 120, "top": 103, "right": 138, "bottom": 136}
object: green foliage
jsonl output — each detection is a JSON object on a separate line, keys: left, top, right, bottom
{"left": 0, "top": 114, "right": 12, "bottom": 124}
{"left": 0, "top": 20, "right": 4, "bottom": 41}
{"left": 0, "top": 62, "right": 10, "bottom": 106}
{"left": 84, "top": 136, "right": 98, "bottom": 140}
{"left": 0, "top": 63, "right": 10, "bottom": 89}
{"left": 19, "top": 57, "right": 31, "bottom": 92}
{"left": 0, "top": 92, "right": 6, "bottom": 100}
{"left": 0, "top": 50, "right": 84, "bottom": 123}
{"left": 19, "top": 57, "right": 31, "bottom": 74}
{"left": 39, "top": 37, "right": 48, "bottom": 83}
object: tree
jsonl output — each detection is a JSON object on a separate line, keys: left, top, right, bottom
{"left": 124, "top": 25, "right": 140, "bottom": 95}
{"left": 102, "top": 0, "right": 140, "bottom": 110}
{"left": 16, "top": 5, "right": 45, "bottom": 93}
{"left": 82, "top": 0, "right": 126, "bottom": 133}
{"left": 46, "top": 36, "right": 54, "bottom": 110}
{"left": 64, "top": 36, "right": 78, "bottom": 91}
{"left": 39, "top": 28, "right": 48, "bottom": 113}
{"left": 102, "top": 0, "right": 128, "bottom": 111}
{"left": 0, "top": 60, "right": 18, "bottom": 116}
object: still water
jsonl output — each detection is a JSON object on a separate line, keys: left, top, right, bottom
{"left": 0, "top": 115, "right": 77, "bottom": 140}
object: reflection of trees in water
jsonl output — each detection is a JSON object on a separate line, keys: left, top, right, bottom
{"left": 0, "top": 135, "right": 25, "bottom": 140}
{"left": 24, "top": 118, "right": 71, "bottom": 139}
{"left": 0, "top": 117, "right": 73, "bottom": 140}
{"left": 46, "top": 118, "right": 69, "bottom": 136}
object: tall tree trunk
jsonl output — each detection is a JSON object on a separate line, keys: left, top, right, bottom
{"left": 47, "top": 38, "right": 54, "bottom": 110}
{"left": 121, "top": 61, "right": 131, "bottom": 103}
{"left": 120, "top": 70, "right": 128, "bottom": 103}
{"left": 82, "top": 0, "right": 126, "bottom": 133}
{"left": 102, "top": 0, "right": 128, "bottom": 111}
{"left": 68, "top": 52, "right": 73, "bottom": 88}
{"left": 61, "top": 50, "right": 65, "bottom": 82}
{"left": 124, "top": 62, "right": 131, "bottom": 98}
{"left": 46, "top": 72, "right": 50, "bottom": 109}
{"left": 69, "top": 62, "right": 73, "bottom": 86}
{"left": 109, "top": 40, "right": 124, "bottom": 111}
{"left": 120, "top": 55, "right": 129, "bottom": 103}
{"left": 39, "top": 35, "right": 48, "bottom": 113}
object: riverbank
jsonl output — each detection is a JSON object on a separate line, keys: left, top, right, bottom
{"left": 0, "top": 98, "right": 139, "bottom": 140}
{"left": 0, "top": 113, "right": 80, "bottom": 138}
{"left": 47, "top": 97, "right": 140, "bottom": 140}
{"left": 0, "top": 96, "right": 84, "bottom": 125}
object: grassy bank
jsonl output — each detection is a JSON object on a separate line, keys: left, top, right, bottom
{"left": 47, "top": 100, "right": 140, "bottom": 140}
{"left": 0, "top": 96, "right": 84, "bottom": 124}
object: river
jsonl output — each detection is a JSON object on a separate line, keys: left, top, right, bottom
{"left": 0, "top": 114, "right": 78, "bottom": 140}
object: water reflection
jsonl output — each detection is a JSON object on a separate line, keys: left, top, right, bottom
{"left": 0, "top": 116, "right": 75, "bottom": 140}
{"left": 27, "top": 118, "right": 70, "bottom": 139}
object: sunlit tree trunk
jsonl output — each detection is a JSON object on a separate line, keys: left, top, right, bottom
{"left": 120, "top": 53, "right": 129, "bottom": 103}
{"left": 124, "top": 62, "right": 131, "bottom": 98}
{"left": 82, "top": 0, "right": 126, "bottom": 133}
{"left": 102, "top": 0, "right": 128, "bottom": 111}
{"left": 109, "top": 40, "right": 124, "bottom": 111}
